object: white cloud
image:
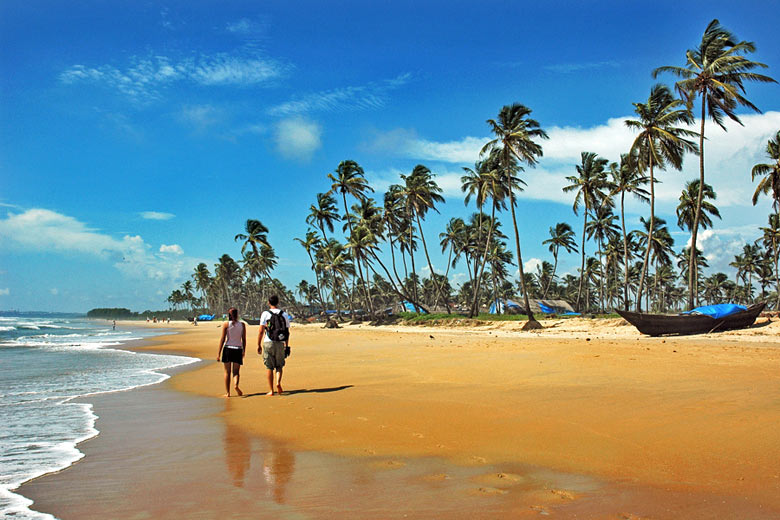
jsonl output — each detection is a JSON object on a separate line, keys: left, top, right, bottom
{"left": 140, "top": 211, "right": 175, "bottom": 221}
{"left": 524, "top": 258, "right": 543, "bottom": 273}
{"left": 544, "top": 61, "right": 621, "bottom": 74}
{"left": 60, "top": 52, "right": 290, "bottom": 102}
{"left": 268, "top": 74, "right": 411, "bottom": 116}
{"left": 0, "top": 208, "right": 196, "bottom": 282}
{"left": 178, "top": 104, "right": 222, "bottom": 130}
{"left": 159, "top": 244, "right": 183, "bottom": 255}
{"left": 274, "top": 117, "right": 322, "bottom": 160}
{"left": 50, "top": 288, "right": 59, "bottom": 296}
{"left": 0, "top": 288, "right": 9, "bottom": 296}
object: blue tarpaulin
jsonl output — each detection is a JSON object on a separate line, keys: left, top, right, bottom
{"left": 402, "top": 301, "right": 427, "bottom": 313}
{"left": 539, "top": 303, "right": 555, "bottom": 314}
{"left": 489, "top": 299, "right": 521, "bottom": 314}
{"left": 197, "top": 314, "right": 215, "bottom": 321}
{"left": 682, "top": 304, "right": 746, "bottom": 319}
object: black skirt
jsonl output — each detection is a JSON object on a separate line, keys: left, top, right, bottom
{"left": 221, "top": 346, "right": 244, "bottom": 364}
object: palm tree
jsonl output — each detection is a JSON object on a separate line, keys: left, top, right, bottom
{"left": 461, "top": 150, "right": 509, "bottom": 317}
{"left": 401, "top": 165, "right": 448, "bottom": 312}
{"left": 585, "top": 204, "right": 620, "bottom": 312}
{"left": 328, "top": 160, "right": 374, "bottom": 313}
{"left": 625, "top": 84, "right": 698, "bottom": 311}
{"left": 439, "top": 217, "right": 467, "bottom": 299}
{"left": 482, "top": 103, "right": 549, "bottom": 328}
{"left": 192, "top": 263, "right": 212, "bottom": 311}
{"left": 563, "top": 151, "right": 609, "bottom": 311}
{"left": 307, "top": 192, "right": 341, "bottom": 241}
{"left": 609, "top": 153, "right": 650, "bottom": 310}
{"left": 295, "top": 230, "right": 326, "bottom": 310}
{"left": 234, "top": 219, "right": 270, "bottom": 259}
{"left": 752, "top": 130, "right": 780, "bottom": 212}
{"left": 760, "top": 213, "right": 780, "bottom": 309}
{"left": 541, "top": 222, "right": 577, "bottom": 299}
{"left": 654, "top": 19, "right": 776, "bottom": 309}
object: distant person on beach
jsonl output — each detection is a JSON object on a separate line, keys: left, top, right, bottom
{"left": 217, "top": 307, "right": 246, "bottom": 398}
{"left": 258, "top": 295, "right": 290, "bottom": 396}
{"left": 112, "top": 320, "right": 116, "bottom": 330}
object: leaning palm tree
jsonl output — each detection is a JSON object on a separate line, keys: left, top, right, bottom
{"left": 541, "top": 222, "right": 578, "bottom": 299}
{"left": 234, "top": 219, "right": 270, "bottom": 259}
{"left": 625, "top": 84, "right": 698, "bottom": 311}
{"left": 751, "top": 130, "right": 780, "bottom": 212}
{"left": 609, "top": 153, "right": 650, "bottom": 310}
{"left": 295, "top": 230, "right": 326, "bottom": 310}
{"left": 482, "top": 103, "right": 549, "bottom": 328}
{"left": 401, "top": 165, "right": 449, "bottom": 313}
{"left": 653, "top": 18, "right": 776, "bottom": 309}
{"left": 307, "top": 192, "right": 341, "bottom": 241}
{"left": 328, "top": 160, "right": 374, "bottom": 313}
{"left": 563, "top": 151, "right": 610, "bottom": 311}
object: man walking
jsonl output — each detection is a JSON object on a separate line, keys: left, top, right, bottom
{"left": 257, "top": 295, "right": 290, "bottom": 396}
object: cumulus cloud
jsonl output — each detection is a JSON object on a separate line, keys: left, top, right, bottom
{"left": 140, "top": 211, "right": 175, "bottom": 221}
{"left": 50, "top": 288, "right": 59, "bottom": 295}
{"left": 524, "top": 258, "right": 543, "bottom": 273}
{"left": 268, "top": 74, "right": 411, "bottom": 116}
{"left": 0, "top": 288, "right": 9, "bottom": 296}
{"left": 60, "top": 52, "right": 291, "bottom": 103}
{"left": 159, "top": 244, "right": 183, "bottom": 255}
{"left": 274, "top": 117, "right": 322, "bottom": 160}
{"left": 0, "top": 208, "right": 195, "bottom": 282}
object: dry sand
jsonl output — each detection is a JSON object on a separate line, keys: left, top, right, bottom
{"left": 22, "top": 317, "right": 780, "bottom": 518}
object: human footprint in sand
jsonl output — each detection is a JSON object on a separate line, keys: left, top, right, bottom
{"left": 257, "top": 295, "right": 291, "bottom": 396}
{"left": 217, "top": 307, "right": 246, "bottom": 397}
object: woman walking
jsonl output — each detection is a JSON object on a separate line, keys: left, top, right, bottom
{"left": 217, "top": 307, "right": 246, "bottom": 397}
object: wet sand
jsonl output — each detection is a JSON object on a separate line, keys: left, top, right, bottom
{"left": 20, "top": 318, "right": 780, "bottom": 518}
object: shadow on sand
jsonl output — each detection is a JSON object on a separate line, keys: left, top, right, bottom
{"left": 243, "top": 385, "right": 353, "bottom": 398}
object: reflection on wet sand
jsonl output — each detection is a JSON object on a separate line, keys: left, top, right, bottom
{"left": 261, "top": 439, "right": 295, "bottom": 504}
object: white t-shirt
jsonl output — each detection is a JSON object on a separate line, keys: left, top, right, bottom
{"left": 260, "top": 309, "right": 291, "bottom": 342}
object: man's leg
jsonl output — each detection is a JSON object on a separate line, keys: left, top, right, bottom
{"left": 276, "top": 368, "right": 283, "bottom": 394}
{"left": 266, "top": 368, "right": 275, "bottom": 395}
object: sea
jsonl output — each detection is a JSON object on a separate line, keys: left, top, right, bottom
{"left": 0, "top": 314, "right": 199, "bottom": 519}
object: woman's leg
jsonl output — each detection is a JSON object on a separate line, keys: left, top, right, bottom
{"left": 232, "top": 362, "right": 243, "bottom": 396}
{"left": 222, "top": 362, "right": 232, "bottom": 397}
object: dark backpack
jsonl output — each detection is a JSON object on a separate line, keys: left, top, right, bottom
{"left": 266, "top": 310, "right": 289, "bottom": 342}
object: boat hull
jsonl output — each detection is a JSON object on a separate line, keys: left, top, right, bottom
{"left": 616, "top": 303, "right": 766, "bottom": 336}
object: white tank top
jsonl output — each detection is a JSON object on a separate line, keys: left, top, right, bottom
{"left": 225, "top": 321, "right": 244, "bottom": 347}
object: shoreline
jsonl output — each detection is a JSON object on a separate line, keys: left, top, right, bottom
{"left": 20, "top": 319, "right": 780, "bottom": 518}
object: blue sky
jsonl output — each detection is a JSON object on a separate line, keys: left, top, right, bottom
{"left": 1, "top": 1, "right": 778, "bottom": 312}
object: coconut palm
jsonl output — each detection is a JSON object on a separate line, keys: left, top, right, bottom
{"left": 625, "top": 84, "right": 698, "bottom": 311}
{"left": 609, "top": 153, "right": 650, "bottom": 310}
{"left": 585, "top": 204, "right": 620, "bottom": 312}
{"left": 307, "top": 192, "right": 341, "bottom": 241}
{"left": 760, "top": 213, "right": 780, "bottom": 309}
{"left": 653, "top": 19, "right": 776, "bottom": 309}
{"left": 328, "top": 160, "right": 374, "bottom": 313}
{"left": 541, "top": 222, "right": 578, "bottom": 299}
{"left": 752, "top": 131, "right": 780, "bottom": 212}
{"left": 482, "top": 103, "right": 549, "bottom": 327}
{"left": 192, "top": 263, "right": 212, "bottom": 310}
{"left": 234, "top": 219, "right": 270, "bottom": 259}
{"left": 295, "top": 230, "right": 326, "bottom": 310}
{"left": 401, "top": 165, "right": 448, "bottom": 312}
{"left": 563, "top": 151, "right": 610, "bottom": 311}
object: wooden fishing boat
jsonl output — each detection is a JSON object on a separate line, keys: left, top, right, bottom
{"left": 245, "top": 318, "right": 261, "bottom": 325}
{"left": 616, "top": 302, "right": 766, "bottom": 337}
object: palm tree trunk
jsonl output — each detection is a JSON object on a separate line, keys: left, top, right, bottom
{"left": 470, "top": 206, "right": 495, "bottom": 318}
{"left": 508, "top": 189, "right": 539, "bottom": 327}
{"left": 542, "top": 253, "right": 557, "bottom": 299}
{"left": 688, "top": 101, "right": 707, "bottom": 310}
{"left": 368, "top": 251, "right": 429, "bottom": 313}
{"left": 620, "top": 192, "right": 630, "bottom": 311}
{"left": 408, "top": 223, "right": 421, "bottom": 313}
{"left": 636, "top": 161, "right": 655, "bottom": 312}
{"left": 415, "top": 213, "right": 450, "bottom": 314}
{"left": 576, "top": 214, "right": 587, "bottom": 311}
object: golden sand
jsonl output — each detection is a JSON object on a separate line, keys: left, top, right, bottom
{"left": 137, "top": 317, "right": 780, "bottom": 511}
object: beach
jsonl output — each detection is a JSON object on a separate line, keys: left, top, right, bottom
{"left": 19, "top": 317, "right": 780, "bottom": 519}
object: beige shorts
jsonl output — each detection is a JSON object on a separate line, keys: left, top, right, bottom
{"left": 262, "top": 341, "right": 286, "bottom": 370}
